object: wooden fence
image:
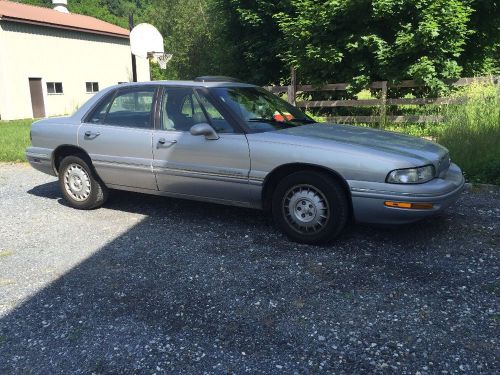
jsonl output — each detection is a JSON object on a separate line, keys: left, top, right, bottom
{"left": 265, "top": 71, "right": 499, "bottom": 124}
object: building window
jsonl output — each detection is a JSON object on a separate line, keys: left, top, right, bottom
{"left": 47, "top": 82, "right": 63, "bottom": 94}
{"left": 86, "top": 82, "right": 99, "bottom": 93}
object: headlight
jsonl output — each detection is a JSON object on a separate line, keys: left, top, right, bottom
{"left": 386, "top": 165, "right": 435, "bottom": 184}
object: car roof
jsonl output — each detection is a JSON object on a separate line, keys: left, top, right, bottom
{"left": 113, "top": 80, "right": 257, "bottom": 89}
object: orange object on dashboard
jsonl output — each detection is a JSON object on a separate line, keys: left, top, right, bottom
{"left": 273, "top": 112, "right": 294, "bottom": 122}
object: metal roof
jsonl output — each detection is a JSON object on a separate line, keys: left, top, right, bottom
{"left": 0, "top": 0, "right": 129, "bottom": 38}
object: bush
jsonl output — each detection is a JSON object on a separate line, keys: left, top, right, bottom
{"left": 437, "top": 82, "right": 500, "bottom": 184}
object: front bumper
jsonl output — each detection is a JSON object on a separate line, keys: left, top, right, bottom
{"left": 350, "top": 163, "right": 465, "bottom": 224}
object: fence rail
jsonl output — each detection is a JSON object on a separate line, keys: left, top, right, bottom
{"left": 264, "top": 72, "right": 499, "bottom": 125}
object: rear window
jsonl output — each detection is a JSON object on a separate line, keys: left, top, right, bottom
{"left": 85, "top": 88, "right": 156, "bottom": 129}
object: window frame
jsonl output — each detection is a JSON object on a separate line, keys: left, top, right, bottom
{"left": 86, "top": 82, "right": 99, "bottom": 93}
{"left": 155, "top": 86, "right": 244, "bottom": 134}
{"left": 157, "top": 87, "right": 206, "bottom": 132}
{"left": 83, "top": 85, "right": 160, "bottom": 130}
{"left": 46, "top": 81, "right": 63, "bottom": 95}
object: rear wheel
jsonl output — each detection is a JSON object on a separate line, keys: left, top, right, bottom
{"left": 272, "top": 171, "right": 349, "bottom": 244}
{"left": 58, "top": 155, "right": 108, "bottom": 209}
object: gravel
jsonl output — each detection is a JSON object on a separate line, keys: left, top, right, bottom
{"left": 0, "top": 163, "right": 499, "bottom": 374}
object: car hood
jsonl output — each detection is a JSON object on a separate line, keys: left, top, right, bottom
{"left": 275, "top": 123, "right": 448, "bottom": 165}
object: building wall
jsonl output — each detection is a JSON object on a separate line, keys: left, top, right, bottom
{"left": 0, "top": 21, "right": 150, "bottom": 120}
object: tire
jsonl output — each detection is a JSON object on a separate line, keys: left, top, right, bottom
{"left": 271, "top": 171, "right": 349, "bottom": 244}
{"left": 58, "top": 155, "right": 108, "bottom": 209}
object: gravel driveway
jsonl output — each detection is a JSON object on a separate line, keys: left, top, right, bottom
{"left": 0, "top": 163, "right": 499, "bottom": 374}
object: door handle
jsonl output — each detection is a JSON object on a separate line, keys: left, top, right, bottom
{"left": 158, "top": 138, "right": 177, "bottom": 146}
{"left": 84, "top": 131, "right": 101, "bottom": 138}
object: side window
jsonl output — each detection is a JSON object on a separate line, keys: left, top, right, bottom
{"left": 197, "top": 93, "right": 234, "bottom": 133}
{"left": 161, "top": 88, "right": 208, "bottom": 131}
{"left": 104, "top": 88, "right": 155, "bottom": 128}
{"left": 85, "top": 92, "right": 114, "bottom": 124}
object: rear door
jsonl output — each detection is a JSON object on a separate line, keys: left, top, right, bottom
{"left": 78, "top": 86, "right": 158, "bottom": 190}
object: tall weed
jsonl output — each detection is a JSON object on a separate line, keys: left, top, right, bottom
{"left": 438, "top": 82, "right": 500, "bottom": 184}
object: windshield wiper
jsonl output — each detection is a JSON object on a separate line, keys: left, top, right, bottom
{"left": 289, "top": 118, "right": 316, "bottom": 124}
{"left": 247, "top": 118, "right": 281, "bottom": 123}
{"left": 248, "top": 117, "right": 316, "bottom": 124}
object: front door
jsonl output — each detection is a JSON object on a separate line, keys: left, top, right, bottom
{"left": 78, "top": 86, "right": 157, "bottom": 190}
{"left": 28, "top": 78, "right": 45, "bottom": 118}
{"left": 152, "top": 87, "right": 251, "bottom": 204}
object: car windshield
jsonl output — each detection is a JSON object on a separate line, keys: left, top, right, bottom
{"left": 210, "top": 86, "right": 316, "bottom": 132}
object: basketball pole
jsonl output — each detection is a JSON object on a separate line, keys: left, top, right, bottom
{"left": 129, "top": 13, "right": 138, "bottom": 82}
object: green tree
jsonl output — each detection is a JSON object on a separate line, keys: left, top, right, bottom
{"left": 275, "top": 0, "right": 475, "bottom": 93}
{"left": 460, "top": 0, "right": 500, "bottom": 75}
{"left": 15, "top": 0, "right": 500, "bottom": 88}
{"left": 219, "top": 0, "right": 290, "bottom": 85}
{"left": 149, "top": 0, "right": 237, "bottom": 80}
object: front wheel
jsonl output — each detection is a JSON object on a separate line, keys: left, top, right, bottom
{"left": 272, "top": 171, "right": 349, "bottom": 244}
{"left": 58, "top": 155, "right": 108, "bottom": 209}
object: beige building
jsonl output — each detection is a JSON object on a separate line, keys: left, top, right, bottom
{"left": 0, "top": 0, "right": 150, "bottom": 120}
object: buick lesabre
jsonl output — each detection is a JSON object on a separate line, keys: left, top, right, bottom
{"left": 26, "top": 78, "right": 465, "bottom": 244}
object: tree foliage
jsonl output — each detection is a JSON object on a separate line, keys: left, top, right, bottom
{"left": 230, "top": 0, "right": 489, "bottom": 93}
{"left": 16, "top": 0, "right": 500, "bottom": 91}
{"left": 148, "top": 0, "right": 235, "bottom": 80}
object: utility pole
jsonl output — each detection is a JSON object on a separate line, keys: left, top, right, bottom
{"left": 129, "top": 13, "right": 137, "bottom": 82}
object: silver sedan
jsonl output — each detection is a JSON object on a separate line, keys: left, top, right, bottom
{"left": 26, "top": 79, "right": 464, "bottom": 244}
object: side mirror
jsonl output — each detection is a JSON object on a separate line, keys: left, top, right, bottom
{"left": 190, "top": 123, "right": 219, "bottom": 140}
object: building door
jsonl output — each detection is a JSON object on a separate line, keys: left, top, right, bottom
{"left": 28, "top": 78, "right": 45, "bottom": 118}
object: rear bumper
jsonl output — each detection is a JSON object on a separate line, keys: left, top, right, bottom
{"left": 26, "top": 147, "right": 56, "bottom": 177}
{"left": 350, "top": 163, "right": 465, "bottom": 224}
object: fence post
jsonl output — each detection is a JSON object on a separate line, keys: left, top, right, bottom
{"left": 288, "top": 67, "right": 297, "bottom": 105}
{"left": 380, "top": 81, "right": 387, "bottom": 128}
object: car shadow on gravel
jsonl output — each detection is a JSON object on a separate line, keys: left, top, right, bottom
{"left": 27, "top": 180, "right": 61, "bottom": 200}
{"left": 27, "top": 180, "right": 448, "bottom": 241}
{"left": 6, "top": 182, "right": 496, "bottom": 373}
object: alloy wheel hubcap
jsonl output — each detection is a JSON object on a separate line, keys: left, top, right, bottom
{"left": 283, "top": 184, "right": 330, "bottom": 233}
{"left": 64, "top": 163, "right": 91, "bottom": 201}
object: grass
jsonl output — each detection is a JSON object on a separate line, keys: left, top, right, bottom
{"left": 437, "top": 83, "right": 500, "bottom": 185}
{"left": 0, "top": 119, "right": 32, "bottom": 162}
